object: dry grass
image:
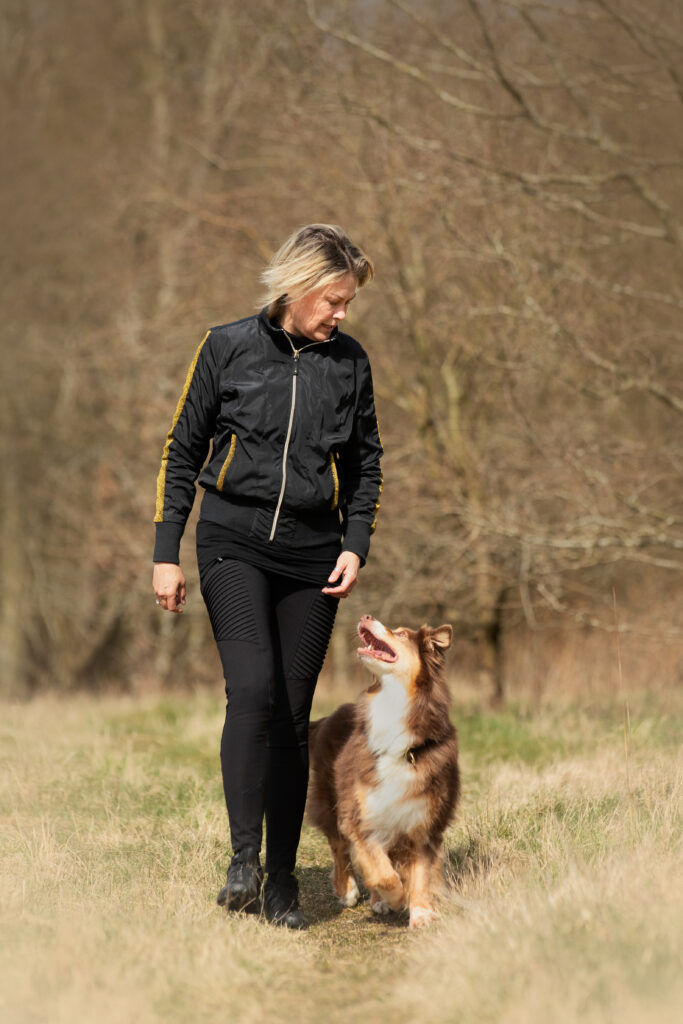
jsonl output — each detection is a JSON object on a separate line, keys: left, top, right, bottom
{"left": 0, "top": 689, "right": 681, "bottom": 1024}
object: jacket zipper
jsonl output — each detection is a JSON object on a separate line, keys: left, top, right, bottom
{"left": 269, "top": 331, "right": 326, "bottom": 542}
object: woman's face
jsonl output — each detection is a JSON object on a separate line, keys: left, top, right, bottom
{"left": 280, "top": 272, "right": 357, "bottom": 341}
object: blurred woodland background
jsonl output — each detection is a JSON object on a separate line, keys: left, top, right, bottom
{"left": 1, "top": 0, "right": 682, "bottom": 702}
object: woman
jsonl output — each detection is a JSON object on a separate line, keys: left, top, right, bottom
{"left": 152, "top": 224, "right": 382, "bottom": 929}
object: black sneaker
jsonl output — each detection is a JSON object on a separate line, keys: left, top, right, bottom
{"left": 217, "top": 848, "right": 263, "bottom": 913}
{"left": 263, "top": 870, "right": 308, "bottom": 930}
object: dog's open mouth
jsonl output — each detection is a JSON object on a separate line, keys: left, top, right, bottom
{"left": 357, "top": 624, "right": 398, "bottom": 663}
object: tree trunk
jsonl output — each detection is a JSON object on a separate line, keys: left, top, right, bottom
{"left": 0, "top": 447, "right": 26, "bottom": 697}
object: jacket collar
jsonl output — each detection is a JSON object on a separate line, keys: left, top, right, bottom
{"left": 258, "top": 306, "right": 339, "bottom": 346}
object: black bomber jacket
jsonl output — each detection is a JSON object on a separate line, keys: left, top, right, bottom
{"left": 153, "top": 308, "right": 383, "bottom": 565}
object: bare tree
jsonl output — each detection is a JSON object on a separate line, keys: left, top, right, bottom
{"left": 2, "top": 0, "right": 681, "bottom": 698}
{"left": 305, "top": 0, "right": 683, "bottom": 698}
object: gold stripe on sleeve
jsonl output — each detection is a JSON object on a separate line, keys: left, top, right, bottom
{"left": 370, "top": 469, "right": 383, "bottom": 534}
{"left": 154, "top": 331, "right": 211, "bottom": 523}
{"left": 370, "top": 415, "right": 383, "bottom": 532}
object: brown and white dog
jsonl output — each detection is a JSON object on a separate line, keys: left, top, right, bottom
{"left": 308, "top": 615, "right": 460, "bottom": 929}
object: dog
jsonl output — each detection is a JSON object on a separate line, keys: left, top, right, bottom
{"left": 308, "top": 614, "right": 460, "bottom": 929}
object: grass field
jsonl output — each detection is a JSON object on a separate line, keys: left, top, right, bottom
{"left": 1, "top": 686, "right": 681, "bottom": 1024}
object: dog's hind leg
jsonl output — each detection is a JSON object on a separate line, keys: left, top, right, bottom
{"left": 329, "top": 836, "right": 360, "bottom": 907}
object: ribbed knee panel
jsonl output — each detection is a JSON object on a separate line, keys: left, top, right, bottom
{"left": 201, "top": 559, "right": 260, "bottom": 643}
{"left": 286, "top": 594, "right": 338, "bottom": 680}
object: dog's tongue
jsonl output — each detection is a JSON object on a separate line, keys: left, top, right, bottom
{"left": 358, "top": 627, "right": 397, "bottom": 662}
{"left": 359, "top": 649, "right": 393, "bottom": 662}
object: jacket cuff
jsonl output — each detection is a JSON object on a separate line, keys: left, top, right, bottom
{"left": 341, "top": 520, "right": 372, "bottom": 566}
{"left": 153, "top": 521, "right": 185, "bottom": 564}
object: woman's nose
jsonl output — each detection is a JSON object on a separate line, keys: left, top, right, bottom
{"left": 333, "top": 307, "right": 346, "bottom": 321}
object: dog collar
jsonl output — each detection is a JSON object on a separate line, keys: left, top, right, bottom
{"left": 405, "top": 738, "right": 437, "bottom": 767}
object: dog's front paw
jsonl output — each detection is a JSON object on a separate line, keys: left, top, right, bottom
{"left": 370, "top": 892, "right": 391, "bottom": 915}
{"left": 409, "top": 905, "right": 438, "bottom": 930}
{"left": 375, "top": 878, "right": 404, "bottom": 911}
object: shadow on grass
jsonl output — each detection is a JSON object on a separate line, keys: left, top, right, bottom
{"left": 297, "top": 864, "right": 346, "bottom": 924}
{"left": 445, "top": 834, "right": 495, "bottom": 886}
{"left": 297, "top": 865, "right": 410, "bottom": 929}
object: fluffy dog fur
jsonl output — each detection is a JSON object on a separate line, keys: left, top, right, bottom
{"left": 308, "top": 615, "right": 460, "bottom": 929}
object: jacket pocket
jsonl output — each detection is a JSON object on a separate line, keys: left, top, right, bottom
{"left": 329, "top": 451, "right": 340, "bottom": 510}
{"left": 216, "top": 435, "right": 237, "bottom": 492}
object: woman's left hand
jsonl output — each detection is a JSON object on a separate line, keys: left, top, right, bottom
{"left": 322, "top": 551, "right": 361, "bottom": 598}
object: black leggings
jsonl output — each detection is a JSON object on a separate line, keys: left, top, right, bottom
{"left": 200, "top": 558, "right": 338, "bottom": 874}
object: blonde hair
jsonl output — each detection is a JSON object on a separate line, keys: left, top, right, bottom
{"left": 260, "top": 224, "right": 374, "bottom": 320}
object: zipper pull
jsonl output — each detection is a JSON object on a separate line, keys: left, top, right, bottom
{"left": 293, "top": 351, "right": 300, "bottom": 375}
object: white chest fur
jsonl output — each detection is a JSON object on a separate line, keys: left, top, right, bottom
{"left": 366, "top": 676, "right": 413, "bottom": 756}
{"left": 364, "top": 677, "right": 428, "bottom": 844}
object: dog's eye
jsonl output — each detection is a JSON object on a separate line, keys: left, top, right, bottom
{"left": 393, "top": 630, "right": 407, "bottom": 639}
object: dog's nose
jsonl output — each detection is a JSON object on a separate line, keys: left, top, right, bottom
{"left": 359, "top": 614, "right": 375, "bottom": 625}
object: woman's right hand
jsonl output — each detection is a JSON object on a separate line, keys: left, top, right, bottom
{"left": 153, "top": 563, "right": 187, "bottom": 613}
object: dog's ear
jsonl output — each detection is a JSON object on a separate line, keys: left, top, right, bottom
{"left": 427, "top": 624, "right": 452, "bottom": 652}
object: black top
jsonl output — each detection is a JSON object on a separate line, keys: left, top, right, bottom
{"left": 195, "top": 518, "right": 339, "bottom": 585}
{"left": 153, "top": 309, "right": 383, "bottom": 576}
